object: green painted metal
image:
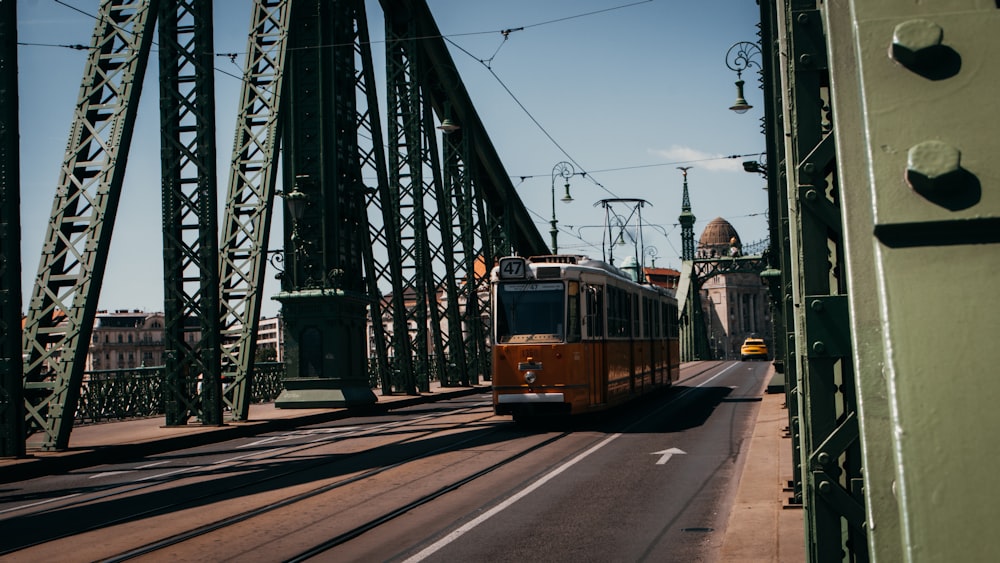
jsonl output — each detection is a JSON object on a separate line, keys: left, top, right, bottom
{"left": 383, "top": 12, "right": 453, "bottom": 393}
{"left": 158, "top": 0, "right": 223, "bottom": 426}
{"left": 775, "top": 2, "right": 866, "bottom": 560}
{"left": 0, "top": 0, "right": 25, "bottom": 458}
{"left": 824, "top": 1, "right": 1000, "bottom": 560}
{"left": 379, "top": 0, "right": 546, "bottom": 258}
{"left": 218, "top": 0, "right": 291, "bottom": 421}
{"left": 755, "top": 0, "right": 803, "bottom": 510}
{"left": 442, "top": 127, "right": 489, "bottom": 385}
{"left": 346, "top": 0, "right": 397, "bottom": 397}
{"left": 436, "top": 125, "right": 471, "bottom": 386}
{"left": 20, "top": 0, "right": 159, "bottom": 451}
{"left": 378, "top": 0, "right": 546, "bottom": 393}
{"left": 383, "top": 13, "right": 431, "bottom": 394}
{"left": 274, "top": 0, "right": 376, "bottom": 408}
{"left": 71, "top": 363, "right": 284, "bottom": 424}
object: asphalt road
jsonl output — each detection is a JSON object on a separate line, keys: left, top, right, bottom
{"left": 0, "top": 361, "right": 770, "bottom": 562}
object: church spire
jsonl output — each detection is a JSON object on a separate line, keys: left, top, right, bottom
{"left": 678, "top": 167, "right": 696, "bottom": 261}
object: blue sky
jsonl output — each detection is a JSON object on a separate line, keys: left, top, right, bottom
{"left": 16, "top": 0, "right": 767, "bottom": 318}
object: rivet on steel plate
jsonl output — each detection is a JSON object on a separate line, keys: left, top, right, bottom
{"left": 890, "top": 19, "right": 943, "bottom": 69}
{"left": 905, "top": 140, "right": 961, "bottom": 196}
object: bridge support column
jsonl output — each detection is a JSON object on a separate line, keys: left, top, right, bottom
{"left": 274, "top": 290, "right": 375, "bottom": 408}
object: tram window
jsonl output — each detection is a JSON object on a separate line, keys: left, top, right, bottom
{"left": 495, "top": 282, "right": 565, "bottom": 342}
{"left": 586, "top": 285, "right": 605, "bottom": 338}
{"left": 567, "top": 282, "right": 581, "bottom": 342}
{"left": 608, "top": 286, "right": 627, "bottom": 338}
{"left": 632, "top": 293, "right": 640, "bottom": 338}
{"left": 642, "top": 296, "right": 656, "bottom": 338}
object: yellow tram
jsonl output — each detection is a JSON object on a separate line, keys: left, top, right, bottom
{"left": 490, "top": 255, "right": 680, "bottom": 419}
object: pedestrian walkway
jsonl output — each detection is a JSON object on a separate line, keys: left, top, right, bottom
{"left": 720, "top": 372, "right": 804, "bottom": 562}
{"left": 1, "top": 363, "right": 805, "bottom": 560}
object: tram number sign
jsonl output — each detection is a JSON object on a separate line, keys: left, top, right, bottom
{"left": 498, "top": 257, "right": 528, "bottom": 279}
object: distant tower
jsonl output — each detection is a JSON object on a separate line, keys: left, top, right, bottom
{"left": 678, "top": 167, "right": 696, "bottom": 260}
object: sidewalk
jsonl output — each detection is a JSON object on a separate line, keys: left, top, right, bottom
{"left": 720, "top": 372, "right": 804, "bottom": 562}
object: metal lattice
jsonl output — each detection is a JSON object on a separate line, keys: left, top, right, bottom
{"left": 218, "top": 0, "right": 290, "bottom": 421}
{"left": 780, "top": 3, "right": 866, "bottom": 560}
{"left": 0, "top": 0, "right": 25, "bottom": 457}
{"left": 158, "top": 0, "right": 223, "bottom": 426}
{"left": 20, "top": 0, "right": 158, "bottom": 450}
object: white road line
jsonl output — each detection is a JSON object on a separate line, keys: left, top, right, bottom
{"left": 135, "top": 465, "right": 200, "bottom": 482}
{"left": 89, "top": 470, "right": 133, "bottom": 479}
{"left": 136, "top": 461, "right": 171, "bottom": 469}
{"left": 214, "top": 448, "right": 284, "bottom": 465}
{"left": 404, "top": 362, "right": 742, "bottom": 562}
{"left": 0, "top": 493, "right": 82, "bottom": 515}
{"left": 403, "top": 433, "right": 623, "bottom": 563}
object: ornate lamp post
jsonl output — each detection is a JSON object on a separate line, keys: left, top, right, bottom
{"left": 549, "top": 161, "right": 574, "bottom": 253}
{"left": 725, "top": 41, "right": 762, "bottom": 114}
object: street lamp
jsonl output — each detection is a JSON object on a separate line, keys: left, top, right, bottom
{"left": 550, "top": 161, "right": 575, "bottom": 253}
{"left": 725, "top": 41, "right": 762, "bottom": 114}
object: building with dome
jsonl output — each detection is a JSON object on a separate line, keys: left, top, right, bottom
{"left": 697, "top": 217, "right": 772, "bottom": 360}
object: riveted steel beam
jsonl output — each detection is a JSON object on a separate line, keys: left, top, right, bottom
{"left": 21, "top": 0, "right": 159, "bottom": 451}
{"left": 0, "top": 0, "right": 25, "bottom": 458}
{"left": 218, "top": 0, "right": 291, "bottom": 421}
{"left": 158, "top": 0, "right": 223, "bottom": 426}
{"left": 778, "top": 2, "right": 866, "bottom": 560}
{"left": 826, "top": 1, "right": 1000, "bottom": 560}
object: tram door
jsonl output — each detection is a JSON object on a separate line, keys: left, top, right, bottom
{"left": 584, "top": 284, "right": 606, "bottom": 406}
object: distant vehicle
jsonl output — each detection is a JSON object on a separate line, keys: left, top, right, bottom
{"left": 740, "top": 337, "right": 769, "bottom": 361}
{"left": 490, "top": 254, "right": 680, "bottom": 420}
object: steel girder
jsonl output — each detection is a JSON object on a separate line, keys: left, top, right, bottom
{"left": 348, "top": 1, "right": 400, "bottom": 396}
{"left": 158, "top": 0, "right": 223, "bottom": 426}
{"left": 824, "top": 2, "right": 1000, "bottom": 560}
{"left": 0, "top": 0, "right": 25, "bottom": 458}
{"left": 384, "top": 19, "right": 448, "bottom": 393}
{"left": 442, "top": 129, "right": 489, "bottom": 385}
{"left": 757, "top": 0, "right": 802, "bottom": 512}
{"left": 776, "top": 2, "right": 866, "bottom": 560}
{"left": 385, "top": 0, "right": 546, "bottom": 258}
{"left": 379, "top": 0, "right": 538, "bottom": 392}
{"left": 218, "top": 0, "right": 291, "bottom": 421}
{"left": 20, "top": 0, "right": 159, "bottom": 451}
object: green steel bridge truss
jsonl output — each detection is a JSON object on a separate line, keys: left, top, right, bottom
{"left": 2, "top": 0, "right": 545, "bottom": 452}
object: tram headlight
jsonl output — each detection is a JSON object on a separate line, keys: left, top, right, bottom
{"left": 524, "top": 371, "right": 537, "bottom": 385}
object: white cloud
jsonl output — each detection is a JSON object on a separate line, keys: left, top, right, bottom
{"left": 649, "top": 145, "right": 746, "bottom": 173}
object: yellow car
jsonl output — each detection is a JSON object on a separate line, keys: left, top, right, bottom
{"left": 740, "top": 337, "right": 769, "bottom": 361}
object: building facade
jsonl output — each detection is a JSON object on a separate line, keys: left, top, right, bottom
{"left": 696, "top": 217, "right": 772, "bottom": 360}
{"left": 86, "top": 310, "right": 167, "bottom": 371}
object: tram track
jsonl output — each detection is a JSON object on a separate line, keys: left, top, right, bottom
{"left": 0, "top": 402, "right": 506, "bottom": 559}
{"left": 102, "top": 416, "right": 569, "bottom": 562}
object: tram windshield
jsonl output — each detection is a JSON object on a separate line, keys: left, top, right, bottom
{"left": 495, "top": 282, "right": 565, "bottom": 343}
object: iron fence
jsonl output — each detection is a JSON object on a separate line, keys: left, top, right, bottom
{"left": 74, "top": 356, "right": 489, "bottom": 424}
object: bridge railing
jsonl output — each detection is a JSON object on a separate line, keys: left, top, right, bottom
{"left": 73, "top": 356, "right": 487, "bottom": 424}
{"left": 75, "top": 363, "right": 286, "bottom": 425}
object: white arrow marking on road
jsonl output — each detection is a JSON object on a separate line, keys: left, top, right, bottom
{"left": 651, "top": 447, "right": 687, "bottom": 465}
